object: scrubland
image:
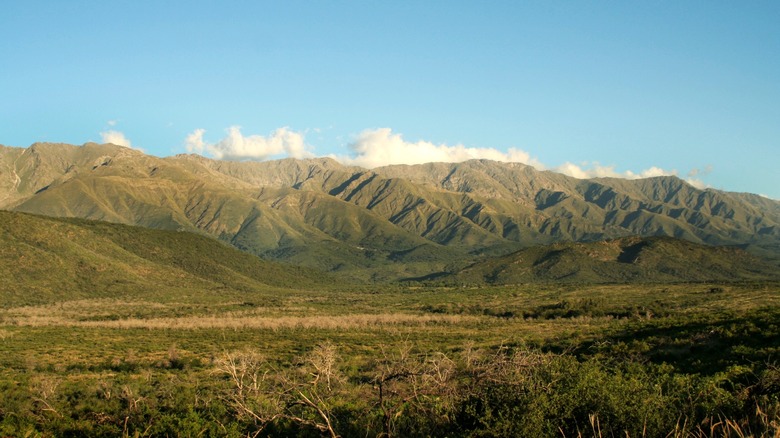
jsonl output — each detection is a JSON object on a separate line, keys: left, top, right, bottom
{"left": 0, "top": 282, "right": 778, "bottom": 437}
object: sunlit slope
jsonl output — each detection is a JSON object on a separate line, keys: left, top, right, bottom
{"left": 180, "top": 154, "right": 780, "bottom": 253}
{"left": 2, "top": 142, "right": 778, "bottom": 277}
{"left": 0, "top": 211, "right": 332, "bottom": 307}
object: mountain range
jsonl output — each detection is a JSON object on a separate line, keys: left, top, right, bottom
{"left": 1, "top": 142, "right": 778, "bottom": 281}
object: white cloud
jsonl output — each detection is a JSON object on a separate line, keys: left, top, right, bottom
{"left": 100, "top": 130, "right": 133, "bottom": 148}
{"left": 687, "top": 165, "right": 713, "bottom": 178}
{"left": 553, "top": 161, "right": 712, "bottom": 189}
{"left": 684, "top": 166, "right": 713, "bottom": 188}
{"left": 185, "top": 129, "right": 207, "bottom": 154}
{"left": 328, "top": 128, "right": 712, "bottom": 187}
{"left": 185, "top": 126, "right": 313, "bottom": 161}
{"left": 685, "top": 178, "right": 706, "bottom": 189}
{"left": 181, "top": 125, "right": 714, "bottom": 188}
{"left": 336, "top": 128, "right": 544, "bottom": 169}
{"left": 554, "top": 162, "right": 677, "bottom": 180}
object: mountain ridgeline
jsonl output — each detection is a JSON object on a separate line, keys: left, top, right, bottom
{"left": 1, "top": 142, "right": 778, "bottom": 281}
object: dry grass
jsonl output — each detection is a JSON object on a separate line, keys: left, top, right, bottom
{"left": 0, "top": 298, "right": 481, "bottom": 331}
{"left": 1, "top": 303, "right": 478, "bottom": 330}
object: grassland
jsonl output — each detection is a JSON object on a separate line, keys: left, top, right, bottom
{"left": 1, "top": 281, "right": 779, "bottom": 437}
{"left": 1, "top": 211, "right": 778, "bottom": 436}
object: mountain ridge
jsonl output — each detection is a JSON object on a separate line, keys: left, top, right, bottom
{"left": 2, "top": 142, "right": 778, "bottom": 280}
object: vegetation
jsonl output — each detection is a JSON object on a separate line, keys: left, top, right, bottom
{"left": 1, "top": 280, "right": 778, "bottom": 437}
{"left": 445, "top": 236, "right": 779, "bottom": 285}
{"left": 1, "top": 210, "right": 779, "bottom": 436}
{"left": 0, "top": 210, "right": 337, "bottom": 307}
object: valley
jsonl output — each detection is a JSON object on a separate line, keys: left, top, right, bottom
{"left": 1, "top": 143, "right": 779, "bottom": 436}
{"left": 5, "top": 1, "right": 779, "bottom": 435}
{"left": 0, "top": 212, "right": 778, "bottom": 436}
{"left": 1, "top": 274, "right": 778, "bottom": 436}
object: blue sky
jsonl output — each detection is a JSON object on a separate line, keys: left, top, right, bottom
{"left": 1, "top": 1, "right": 778, "bottom": 198}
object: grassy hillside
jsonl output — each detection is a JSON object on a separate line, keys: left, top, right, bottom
{"left": 442, "top": 236, "right": 780, "bottom": 285}
{"left": 0, "top": 211, "right": 335, "bottom": 307}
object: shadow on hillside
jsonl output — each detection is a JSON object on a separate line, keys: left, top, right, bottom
{"left": 571, "top": 308, "right": 780, "bottom": 375}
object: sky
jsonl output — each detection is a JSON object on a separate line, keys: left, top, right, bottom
{"left": 1, "top": 1, "right": 778, "bottom": 198}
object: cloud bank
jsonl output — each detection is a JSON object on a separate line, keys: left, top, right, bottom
{"left": 553, "top": 162, "right": 709, "bottom": 188}
{"left": 182, "top": 126, "right": 710, "bottom": 187}
{"left": 185, "top": 126, "right": 313, "bottom": 161}
{"left": 339, "top": 128, "right": 701, "bottom": 185}
{"left": 336, "top": 128, "right": 545, "bottom": 169}
{"left": 554, "top": 162, "right": 673, "bottom": 180}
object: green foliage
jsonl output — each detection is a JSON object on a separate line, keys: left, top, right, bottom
{"left": 448, "top": 236, "right": 780, "bottom": 285}
{"left": 1, "top": 215, "right": 779, "bottom": 437}
{"left": 0, "top": 211, "right": 338, "bottom": 307}
{"left": 3, "top": 344, "right": 777, "bottom": 437}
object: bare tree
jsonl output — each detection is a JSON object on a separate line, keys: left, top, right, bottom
{"left": 215, "top": 343, "right": 342, "bottom": 438}
{"left": 213, "top": 350, "right": 285, "bottom": 436}
{"left": 371, "top": 342, "right": 456, "bottom": 438}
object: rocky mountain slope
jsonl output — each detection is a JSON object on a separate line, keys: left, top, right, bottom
{"left": 1, "top": 142, "right": 778, "bottom": 280}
